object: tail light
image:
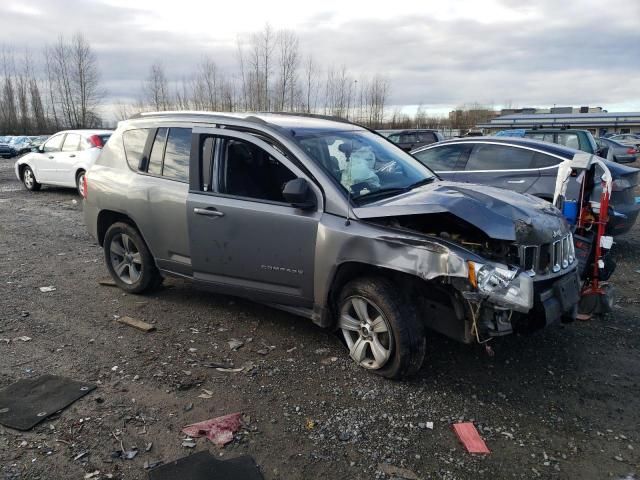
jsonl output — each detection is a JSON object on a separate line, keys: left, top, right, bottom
{"left": 88, "top": 135, "right": 104, "bottom": 149}
{"left": 627, "top": 148, "right": 636, "bottom": 155}
{"left": 82, "top": 174, "right": 88, "bottom": 199}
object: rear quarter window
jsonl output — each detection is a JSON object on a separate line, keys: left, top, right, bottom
{"left": 123, "top": 129, "right": 151, "bottom": 170}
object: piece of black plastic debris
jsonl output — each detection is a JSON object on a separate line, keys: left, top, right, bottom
{"left": 148, "top": 451, "right": 263, "bottom": 480}
{"left": 0, "top": 375, "right": 96, "bottom": 430}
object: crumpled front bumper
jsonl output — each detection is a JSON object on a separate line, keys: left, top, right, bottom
{"left": 513, "top": 270, "right": 580, "bottom": 333}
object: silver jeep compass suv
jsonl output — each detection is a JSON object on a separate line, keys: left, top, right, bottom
{"left": 83, "top": 112, "right": 580, "bottom": 378}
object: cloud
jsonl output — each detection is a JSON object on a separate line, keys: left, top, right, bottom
{"left": 1, "top": 0, "right": 638, "bottom": 112}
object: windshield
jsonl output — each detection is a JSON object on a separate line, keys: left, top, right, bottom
{"left": 293, "top": 129, "right": 436, "bottom": 203}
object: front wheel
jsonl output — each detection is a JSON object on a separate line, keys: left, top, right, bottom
{"left": 337, "top": 277, "right": 426, "bottom": 379}
{"left": 22, "top": 166, "right": 41, "bottom": 191}
{"left": 103, "top": 222, "right": 162, "bottom": 294}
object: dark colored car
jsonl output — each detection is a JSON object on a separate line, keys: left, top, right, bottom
{"left": 595, "top": 137, "right": 637, "bottom": 164}
{"left": 411, "top": 137, "right": 640, "bottom": 235}
{"left": 380, "top": 129, "right": 444, "bottom": 152}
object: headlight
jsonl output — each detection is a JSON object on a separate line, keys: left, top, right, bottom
{"left": 468, "top": 261, "right": 534, "bottom": 312}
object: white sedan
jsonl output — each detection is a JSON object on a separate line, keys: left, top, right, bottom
{"left": 15, "top": 129, "right": 112, "bottom": 196}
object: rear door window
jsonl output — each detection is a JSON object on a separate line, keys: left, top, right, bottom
{"left": 417, "top": 132, "right": 436, "bottom": 143}
{"left": 148, "top": 128, "right": 167, "bottom": 175}
{"left": 62, "top": 133, "right": 81, "bottom": 152}
{"left": 556, "top": 133, "right": 580, "bottom": 150}
{"left": 465, "top": 144, "right": 536, "bottom": 170}
{"left": 413, "top": 144, "right": 468, "bottom": 171}
{"left": 531, "top": 152, "right": 561, "bottom": 168}
{"left": 162, "top": 128, "right": 191, "bottom": 182}
{"left": 123, "top": 128, "right": 151, "bottom": 170}
{"left": 399, "top": 133, "right": 417, "bottom": 144}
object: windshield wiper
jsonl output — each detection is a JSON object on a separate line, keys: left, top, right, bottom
{"left": 355, "top": 177, "right": 435, "bottom": 203}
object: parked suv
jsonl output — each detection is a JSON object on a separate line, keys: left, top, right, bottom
{"left": 496, "top": 128, "right": 605, "bottom": 156}
{"left": 83, "top": 112, "right": 580, "bottom": 378}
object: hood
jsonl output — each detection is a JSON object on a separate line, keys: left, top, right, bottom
{"left": 353, "top": 181, "right": 569, "bottom": 243}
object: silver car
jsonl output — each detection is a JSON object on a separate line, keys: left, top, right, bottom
{"left": 83, "top": 112, "right": 580, "bottom": 378}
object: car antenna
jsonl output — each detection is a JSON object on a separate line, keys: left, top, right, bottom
{"left": 345, "top": 140, "right": 354, "bottom": 226}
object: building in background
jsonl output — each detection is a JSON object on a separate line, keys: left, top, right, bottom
{"left": 478, "top": 108, "right": 640, "bottom": 137}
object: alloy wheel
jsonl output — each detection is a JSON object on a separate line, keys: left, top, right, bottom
{"left": 109, "top": 233, "right": 142, "bottom": 285}
{"left": 24, "top": 169, "right": 34, "bottom": 188}
{"left": 339, "top": 296, "right": 392, "bottom": 369}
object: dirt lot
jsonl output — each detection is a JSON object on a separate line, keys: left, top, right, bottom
{"left": 0, "top": 156, "right": 639, "bottom": 480}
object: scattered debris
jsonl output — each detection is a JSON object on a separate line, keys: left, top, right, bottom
{"left": 0, "top": 375, "right": 96, "bottom": 430}
{"left": 182, "top": 412, "right": 242, "bottom": 447}
{"left": 146, "top": 442, "right": 153, "bottom": 452}
{"left": 181, "top": 437, "right": 197, "bottom": 448}
{"left": 73, "top": 451, "right": 89, "bottom": 461}
{"left": 84, "top": 471, "right": 100, "bottom": 479}
{"left": 305, "top": 418, "right": 316, "bottom": 430}
{"left": 227, "top": 339, "right": 244, "bottom": 351}
{"left": 144, "top": 460, "right": 164, "bottom": 470}
{"left": 453, "top": 422, "right": 490, "bottom": 454}
{"left": 314, "top": 348, "right": 329, "bottom": 355}
{"left": 116, "top": 316, "right": 156, "bottom": 332}
{"left": 14, "top": 336, "right": 32, "bottom": 342}
{"left": 198, "top": 389, "right": 214, "bottom": 399}
{"left": 99, "top": 278, "right": 117, "bottom": 287}
{"left": 426, "top": 421, "right": 434, "bottom": 430}
{"left": 112, "top": 447, "right": 138, "bottom": 460}
{"left": 215, "top": 367, "right": 244, "bottom": 373}
{"left": 378, "top": 463, "right": 419, "bottom": 480}
{"left": 20, "top": 311, "right": 29, "bottom": 317}
{"left": 184, "top": 403, "right": 194, "bottom": 412}
{"left": 148, "top": 451, "right": 263, "bottom": 480}
{"left": 39, "top": 286, "right": 56, "bottom": 292}
{"left": 320, "top": 356, "right": 338, "bottom": 365}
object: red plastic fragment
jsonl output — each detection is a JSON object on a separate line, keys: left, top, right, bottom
{"left": 182, "top": 412, "right": 242, "bottom": 447}
{"left": 453, "top": 422, "right": 490, "bottom": 454}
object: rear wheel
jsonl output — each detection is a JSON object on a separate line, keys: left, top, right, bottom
{"left": 337, "top": 277, "right": 426, "bottom": 379}
{"left": 104, "top": 222, "right": 162, "bottom": 293}
{"left": 22, "top": 166, "right": 41, "bottom": 191}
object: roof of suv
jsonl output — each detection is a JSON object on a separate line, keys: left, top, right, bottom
{"left": 131, "top": 111, "right": 364, "bottom": 135}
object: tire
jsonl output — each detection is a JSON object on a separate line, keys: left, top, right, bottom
{"left": 337, "top": 277, "right": 426, "bottom": 379}
{"left": 103, "top": 222, "right": 162, "bottom": 294}
{"left": 76, "top": 170, "right": 86, "bottom": 196}
{"left": 22, "top": 166, "right": 41, "bottom": 191}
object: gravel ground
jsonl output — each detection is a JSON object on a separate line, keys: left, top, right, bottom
{"left": 0, "top": 156, "right": 639, "bottom": 480}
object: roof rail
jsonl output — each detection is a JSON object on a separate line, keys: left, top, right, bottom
{"left": 260, "top": 111, "right": 354, "bottom": 125}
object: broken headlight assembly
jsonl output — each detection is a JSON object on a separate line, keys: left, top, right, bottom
{"left": 468, "top": 261, "right": 534, "bottom": 312}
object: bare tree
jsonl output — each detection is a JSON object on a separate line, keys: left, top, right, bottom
{"left": 276, "top": 30, "right": 299, "bottom": 111}
{"left": 302, "top": 55, "right": 318, "bottom": 113}
{"left": 0, "top": 48, "right": 18, "bottom": 134}
{"left": 144, "top": 62, "right": 171, "bottom": 111}
{"left": 71, "top": 33, "right": 102, "bottom": 128}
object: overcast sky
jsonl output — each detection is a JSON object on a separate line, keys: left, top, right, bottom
{"left": 3, "top": 0, "right": 640, "bottom": 115}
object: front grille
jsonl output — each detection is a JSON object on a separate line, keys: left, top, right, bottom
{"left": 518, "top": 233, "right": 575, "bottom": 276}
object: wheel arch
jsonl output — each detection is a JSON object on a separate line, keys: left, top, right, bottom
{"left": 323, "top": 261, "right": 430, "bottom": 329}
{"left": 97, "top": 210, "right": 142, "bottom": 247}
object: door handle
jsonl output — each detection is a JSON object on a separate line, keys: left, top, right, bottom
{"left": 507, "top": 180, "right": 525, "bottom": 184}
{"left": 194, "top": 207, "right": 224, "bottom": 217}
{"left": 69, "top": 154, "right": 76, "bottom": 158}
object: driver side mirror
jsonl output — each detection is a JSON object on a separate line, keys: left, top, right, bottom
{"left": 283, "top": 178, "right": 316, "bottom": 210}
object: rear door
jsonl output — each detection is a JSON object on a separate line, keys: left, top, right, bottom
{"left": 456, "top": 143, "right": 540, "bottom": 193}
{"left": 412, "top": 143, "right": 471, "bottom": 181}
{"left": 124, "top": 126, "right": 192, "bottom": 275}
{"left": 187, "top": 128, "right": 321, "bottom": 306}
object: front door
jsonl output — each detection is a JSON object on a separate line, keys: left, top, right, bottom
{"left": 37, "top": 133, "right": 66, "bottom": 182}
{"left": 187, "top": 129, "right": 321, "bottom": 306}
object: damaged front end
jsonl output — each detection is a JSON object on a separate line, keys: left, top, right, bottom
{"left": 355, "top": 182, "right": 580, "bottom": 343}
